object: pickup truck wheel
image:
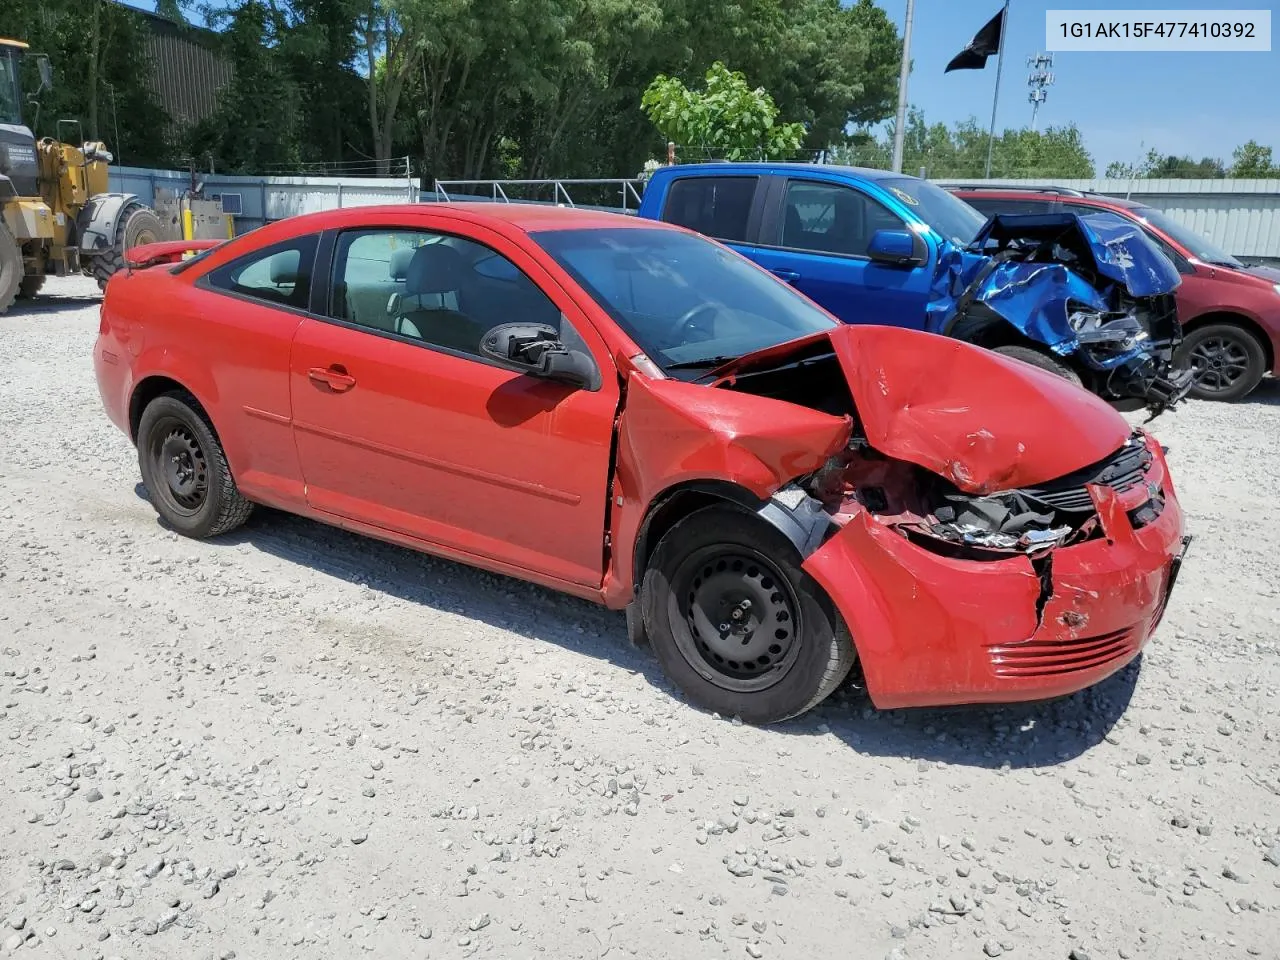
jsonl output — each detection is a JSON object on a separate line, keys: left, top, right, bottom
{"left": 992, "top": 345, "right": 1083, "bottom": 386}
{"left": 137, "top": 392, "right": 253, "bottom": 538}
{"left": 1175, "top": 323, "right": 1266, "bottom": 402}
{"left": 641, "top": 505, "right": 855, "bottom": 724}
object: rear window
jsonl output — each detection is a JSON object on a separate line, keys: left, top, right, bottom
{"left": 660, "top": 176, "right": 758, "bottom": 243}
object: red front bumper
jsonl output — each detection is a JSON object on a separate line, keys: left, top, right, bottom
{"left": 803, "top": 445, "right": 1188, "bottom": 710}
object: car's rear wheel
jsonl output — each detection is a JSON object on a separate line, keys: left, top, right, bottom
{"left": 640, "top": 505, "right": 855, "bottom": 724}
{"left": 992, "top": 344, "right": 1083, "bottom": 386}
{"left": 1175, "top": 323, "right": 1266, "bottom": 402}
{"left": 137, "top": 392, "right": 253, "bottom": 538}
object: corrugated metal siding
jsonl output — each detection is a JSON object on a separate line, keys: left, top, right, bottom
{"left": 142, "top": 29, "right": 232, "bottom": 125}
{"left": 943, "top": 178, "right": 1280, "bottom": 259}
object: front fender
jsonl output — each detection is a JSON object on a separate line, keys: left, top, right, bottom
{"left": 77, "top": 193, "right": 139, "bottom": 254}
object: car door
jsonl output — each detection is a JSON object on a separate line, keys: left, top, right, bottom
{"left": 288, "top": 219, "right": 619, "bottom": 590}
{"left": 191, "top": 232, "right": 321, "bottom": 507}
{"left": 748, "top": 176, "right": 932, "bottom": 328}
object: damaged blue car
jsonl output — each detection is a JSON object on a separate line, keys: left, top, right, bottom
{"left": 637, "top": 163, "right": 1194, "bottom": 415}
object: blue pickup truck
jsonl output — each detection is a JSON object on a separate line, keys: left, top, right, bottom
{"left": 634, "top": 163, "right": 1192, "bottom": 414}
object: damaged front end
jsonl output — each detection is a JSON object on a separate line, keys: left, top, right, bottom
{"left": 929, "top": 212, "right": 1194, "bottom": 418}
{"left": 678, "top": 324, "right": 1191, "bottom": 708}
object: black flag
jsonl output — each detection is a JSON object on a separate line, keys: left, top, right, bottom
{"left": 945, "top": 6, "right": 1005, "bottom": 72}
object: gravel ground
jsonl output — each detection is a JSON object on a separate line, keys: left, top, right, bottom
{"left": 2, "top": 275, "right": 1278, "bottom": 960}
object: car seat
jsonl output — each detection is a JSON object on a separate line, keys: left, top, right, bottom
{"left": 395, "top": 244, "right": 487, "bottom": 352}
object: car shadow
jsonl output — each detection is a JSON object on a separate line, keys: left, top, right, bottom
{"left": 1239, "top": 377, "right": 1280, "bottom": 408}
{"left": 7, "top": 295, "right": 102, "bottom": 315}
{"left": 133, "top": 483, "right": 1139, "bottom": 769}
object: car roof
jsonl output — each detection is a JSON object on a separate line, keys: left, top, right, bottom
{"left": 256, "top": 202, "right": 677, "bottom": 237}
{"left": 953, "top": 187, "right": 1145, "bottom": 211}
{"left": 661, "top": 162, "right": 910, "bottom": 183}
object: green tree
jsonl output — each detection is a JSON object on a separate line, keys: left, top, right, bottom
{"left": 641, "top": 61, "right": 806, "bottom": 161}
{"left": 7, "top": 0, "right": 175, "bottom": 166}
{"left": 836, "top": 109, "right": 1094, "bottom": 179}
{"left": 1229, "top": 140, "right": 1279, "bottom": 177}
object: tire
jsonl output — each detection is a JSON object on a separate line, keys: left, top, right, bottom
{"left": 89, "top": 202, "right": 164, "bottom": 290}
{"left": 136, "top": 391, "right": 253, "bottom": 539}
{"left": 1175, "top": 322, "right": 1267, "bottom": 402}
{"left": 640, "top": 505, "right": 856, "bottom": 724}
{"left": 17, "top": 274, "right": 45, "bottom": 299}
{"left": 0, "top": 220, "right": 22, "bottom": 315}
{"left": 992, "top": 344, "right": 1084, "bottom": 387}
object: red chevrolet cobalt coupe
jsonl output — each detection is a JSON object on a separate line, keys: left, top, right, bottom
{"left": 94, "top": 204, "right": 1191, "bottom": 723}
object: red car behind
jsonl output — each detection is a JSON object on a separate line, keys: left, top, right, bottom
{"left": 952, "top": 186, "right": 1280, "bottom": 402}
{"left": 94, "top": 204, "right": 1190, "bottom": 723}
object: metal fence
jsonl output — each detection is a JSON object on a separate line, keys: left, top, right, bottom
{"left": 108, "top": 164, "right": 420, "bottom": 233}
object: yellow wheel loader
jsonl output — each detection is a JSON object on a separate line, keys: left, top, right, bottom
{"left": 0, "top": 37, "right": 162, "bottom": 313}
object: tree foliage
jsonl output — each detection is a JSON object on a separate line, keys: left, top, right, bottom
{"left": 3, "top": 0, "right": 901, "bottom": 179}
{"left": 839, "top": 108, "right": 1095, "bottom": 178}
{"left": 641, "top": 62, "right": 806, "bottom": 161}
{"left": 1104, "top": 141, "right": 1278, "bottom": 179}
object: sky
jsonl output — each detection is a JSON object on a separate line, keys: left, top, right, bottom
{"left": 874, "top": 0, "right": 1279, "bottom": 168}
{"left": 121, "top": 0, "right": 1279, "bottom": 170}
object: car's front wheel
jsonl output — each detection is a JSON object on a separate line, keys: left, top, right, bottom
{"left": 1176, "top": 322, "right": 1267, "bottom": 402}
{"left": 137, "top": 391, "right": 253, "bottom": 538}
{"left": 640, "top": 505, "right": 855, "bottom": 724}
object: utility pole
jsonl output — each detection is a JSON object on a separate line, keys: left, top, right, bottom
{"left": 890, "top": 0, "right": 916, "bottom": 173}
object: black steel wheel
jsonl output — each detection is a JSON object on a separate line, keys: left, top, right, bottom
{"left": 641, "top": 505, "right": 856, "bottom": 724}
{"left": 671, "top": 545, "right": 803, "bottom": 693}
{"left": 1176, "top": 322, "right": 1266, "bottom": 402}
{"left": 136, "top": 391, "right": 253, "bottom": 538}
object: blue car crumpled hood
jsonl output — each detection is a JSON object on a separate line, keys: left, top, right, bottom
{"left": 924, "top": 211, "right": 1182, "bottom": 365}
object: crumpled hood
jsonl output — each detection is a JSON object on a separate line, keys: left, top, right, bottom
{"left": 924, "top": 211, "right": 1182, "bottom": 353}
{"left": 709, "top": 324, "right": 1131, "bottom": 495}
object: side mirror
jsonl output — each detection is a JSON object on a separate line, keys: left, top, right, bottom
{"left": 867, "top": 228, "right": 922, "bottom": 266}
{"left": 479, "top": 322, "right": 600, "bottom": 391}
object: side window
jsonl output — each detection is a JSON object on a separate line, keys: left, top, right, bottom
{"left": 966, "top": 197, "right": 1053, "bottom": 217}
{"left": 328, "top": 228, "right": 564, "bottom": 358}
{"left": 204, "top": 234, "right": 319, "bottom": 309}
{"left": 780, "top": 180, "right": 904, "bottom": 257}
{"left": 661, "top": 176, "right": 758, "bottom": 243}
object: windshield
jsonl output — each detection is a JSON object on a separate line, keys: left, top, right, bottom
{"left": 532, "top": 227, "right": 837, "bottom": 377}
{"left": 1132, "top": 206, "right": 1242, "bottom": 267}
{"left": 0, "top": 48, "right": 22, "bottom": 126}
{"left": 878, "top": 176, "right": 987, "bottom": 246}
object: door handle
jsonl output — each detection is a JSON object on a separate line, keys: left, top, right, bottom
{"left": 771, "top": 269, "right": 801, "bottom": 283}
{"left": 308, "top": 365, "right": 357, "bottom": 392}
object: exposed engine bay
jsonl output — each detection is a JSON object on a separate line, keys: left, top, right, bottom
{"left": 716, "top": 344, "right": 1167, "bottom": 560}
{"left": 933, "top": 212, "right": 1195, "bottom": 418}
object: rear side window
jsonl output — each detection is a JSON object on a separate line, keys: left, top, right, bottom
{"left": 660, "top": 176, "right": 758, "bottom": 243}
{"left": 204, "top": 234, "right": 320, "bottom": 310}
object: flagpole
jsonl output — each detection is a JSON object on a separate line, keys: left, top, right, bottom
{"left": 983, "top": 0, "right": 1011, "bottom": 178}
{"left": 890, "top": 0, "right": 916, "bottom": 173}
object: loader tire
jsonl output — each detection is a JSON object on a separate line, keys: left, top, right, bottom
{"left": 89, "top": 202, "right": 163, "bottom": 290}
{"left": 0, "top": 221, "right": 22, "bottom": 315}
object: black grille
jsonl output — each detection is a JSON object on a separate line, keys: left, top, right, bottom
{"left": 1020, "top": 436, "right": 1152, "bottom": 513}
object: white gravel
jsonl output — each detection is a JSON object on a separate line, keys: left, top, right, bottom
{"left": 1, "top": 275, "right": 1278, "bottom": 960}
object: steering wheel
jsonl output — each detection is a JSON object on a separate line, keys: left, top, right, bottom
{"left": 666, "top": 302, "right": 720, "bottom": 346}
